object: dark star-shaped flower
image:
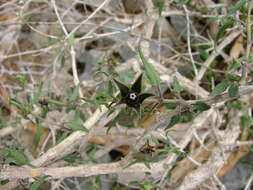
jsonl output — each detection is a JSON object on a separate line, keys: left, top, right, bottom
{"left": 113, "top": 73, "right": 154, "bottom": 108}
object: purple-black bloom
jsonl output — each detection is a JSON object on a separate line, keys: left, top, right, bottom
{"left": 113, "top": 73, "right": 153, "bottom": 108}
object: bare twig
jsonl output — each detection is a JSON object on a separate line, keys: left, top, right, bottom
{"left": 183, "top": 5, "right": 198, "bottom": 76}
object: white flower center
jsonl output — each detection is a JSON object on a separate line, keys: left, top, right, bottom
{"left": 129, "top": 92, "right": 137, "bottom": 100}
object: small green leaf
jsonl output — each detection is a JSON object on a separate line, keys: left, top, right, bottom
{"left": 138, "top": 47, "right": 160, "bottom": 86}
{"left": 9, "top": 98, "right": 23, "bottom": 110}
{"left": 0, "top": 110, "right": 7, "bottom": 127}
{"left": 150, "top": 135, "right": 159, "bottom": 145}
{"left": 74, "top": 109, "right": 86, "bottom": 122}
{"left": 66, "top": 121, "right": 88, "bottom": 132}
{"left": 68, "top": 85, "right": 79, "bottom": 102}
{"left": 154, "top": 1, "right": 165, "bottom": 16}
{"left": 164, "top": 102, "right": 178, "bottom": 110}
{"left": 177, "top": 0, "right": 191, "bottom": 5}
{"left": 9, "top": 148, "right": 28, "bottom": 165}
{"left": 30, "top": 82, "right": 43, "bottom": 105}
{"left": 60, "top": 56, "right": 66, "bottom": 68}
{"left": 33, "top": 122, "right": 43, "bottom": 149}
{"left": 215, "top": 18, "right": 235, "bottom": 42}
{"left": 228, "top": 83, "right": 239, "bottom": 98}
{"left": 199, "top": 50, "right": 209, "bottom": 61}
{"left": 172, "top": 76, "right": 183, "bottom": 93}
{"left": 240, "top": 115, "right": 252, "bottom": 128}
{"left": 228, "top": 61, "right": 242, "bottom": 71}
{"left": 193, "top": 101, "right": 211, "bottom": 111}
{"left": 211, "top": 80, "right": 228, "bottom": 96}
{"left": 30, "top": 176, "right": 48, "bottom": 190}
{"left": 67, "top": 34, "right": 75, "bottom": 45}
{"left": 166, "top": 115, "right": 181, "bottom": 129}
{"left": 227, "top": 74, "right": 241, "bottom": 82}
{"left": 14, "top": 74, "right": 28, "bottom": 89}
{"left": 228, "top": 101, "right": 246, "bottom": 110}
{"left": 228, "top": 0, "right": 246, "bottom": 14}
{"left": 56, "top": 131, "right": 69, "bottom": 144}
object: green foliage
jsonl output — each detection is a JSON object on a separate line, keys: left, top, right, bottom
{"left": 56, "top": 131, "right": 70, "bottom": 144}
{"left": 130, "top": 181, "right": 157, "bottom": 190}
{"left": 228, "top": 101, "right": 247, "bottom": 110}
{"left": 33, "top": 120, "right": 43, "bottom": 151}
{"left": 228, "top": 0, "right": 246, "bottom": 15}
{"left": 68, "top": 85, "right": 80, "bottom": 102}
{"left": 166, "top": 111, "right": 193, "bottom": 129}
{"left": 228, "top": 83, "right": 239, "bottom": 98}
{"left": 14, "top": 74, "right": 29, "bottom": 89}
{"left": 164, "top": 102, "right": 178, "bottom": 110}
{"left": 125, "top": 154, "right": 152, "bottom": 169}
{"left": 30, "top": 176, "right": 48, "bottom": 190}
{"left": 193, "top": 101, "right": 211, "bottom": 112}
{"left": 6, "top": 147, "right": 29, "bottom": 166}
{"left": 210, "top": 79, "right": 228, "bottom": 96}
{"left": 175, "top": 0, "right": 191, "bottom": 6}
{"left": 30, "top": 82, "right": 43, "bottom": 105}
{"left": 172, "top": 76, "right": 183, "bottom": 93}
{"left": 138, "top": 47, "right": 161, "bottom": 87}
{"left": 66, "top": 121, "right": 88, "bottom": 132}
{"left": 63, "top": 152, "right": 80, "bottom": 164}
{"left": 154, "top": 1, "right": 165, "bottom": 16}
{"left": 67, "top": 34, "right": 75, "bottom": 45}
{"left": 0, "top": 110, "right": 7, "bottom": 128}
{"left": 240, "top": 115, "right": 252, "bottom": 128}
{"left": 215, "top": 17, "right": 235, "bottom": 42}
{"left": 9, "top": 98, "right": 31, "bottom": 118}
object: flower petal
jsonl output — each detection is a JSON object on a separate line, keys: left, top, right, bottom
{"left": 131, "top": 73, "right": 142, "bottom": 93}
{"left": 138, "top": 93, "right": 154, "bottom": 104}
{"left": 113, "top": 79, "right": 130, "bottom": 98}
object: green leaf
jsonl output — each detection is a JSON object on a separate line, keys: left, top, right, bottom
{"left": 63, "top": 152, "right": 79, "bottom": 163}
{"left": 164, "top": 102, "right": 178, "bottom": 110}
{"left": 227, "top": 74, "right": 241, "bottom": 82}
{"left": 66, "top": 121, "right": 88, "bottom": 132}
{"left": 67, "top": 34, "right": 75, "bottom": 45}
{"left": 228, "top": 83, "right": 239, "bottom": 98}
{"left": 150, "top": 135, "right": 159, "bottom": 145}
{"left": 56, "top": 131, "right": 69, "bottom": 144}
{"left": 138, "top": 47, "right": 160, "bottom": 86}
{"left": 60, "top": 55, "right": 66, "bottom": 68}
{"left": 8, "top": 148, "right": 28, "bottom": 165}
{"left": 177, "top": 0, "right": 191, "bottom": 5}
{"left": 0, "top": 110, "right": 7, "bottom": 127}
{"left": 74, "top": 109, "right": 86, "bottom": 122}
{"left": 228, "top": 61, "right": 242, "bottom": 71}
{"left": 228, "top": 101, "right": 246, "bottom": 110}
{"left": 193, "top": 101, "right": 211, "bottom": 111}
{"left": 30, "top": 176, "right": 48, "bottom": 190}
{"left": 172, "top": 76, "right": 183, "bottom": 93}
{"left": 210, "top": 79, "right": 228, "bottom": 96}
{"left": 199, "top": 50, "right": 209, "bottom": 61}
{"left": 215, "top": 18, "right": 235, "bottom": 42}
{"left": 107, "top": 80, "right": 115, "bottom": 96}
{"left": 68, "top": 85, "right": 79, "bottom": 102}
{"left": 9, "top": 98, "right": 23, "bottom": 110}
{"left": 240, "top": 115, "right": 252, "bottom": 128}
{"left": 228, "top": 0, "right": 246, "bottom": 14}
{"left": 154, "top": 1, "right": 165, "bottom": 16}
{"left": 166, "top": 115, "right": 181, "bottom": 129}
{"left": 30, "top": 82, "right": 43, "bottom": 105}
{"left": 14, "top": 74, "right": 28, "bottom": 89}
{"left": 33, "top": 122, "right": 43, "bottom": 149}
